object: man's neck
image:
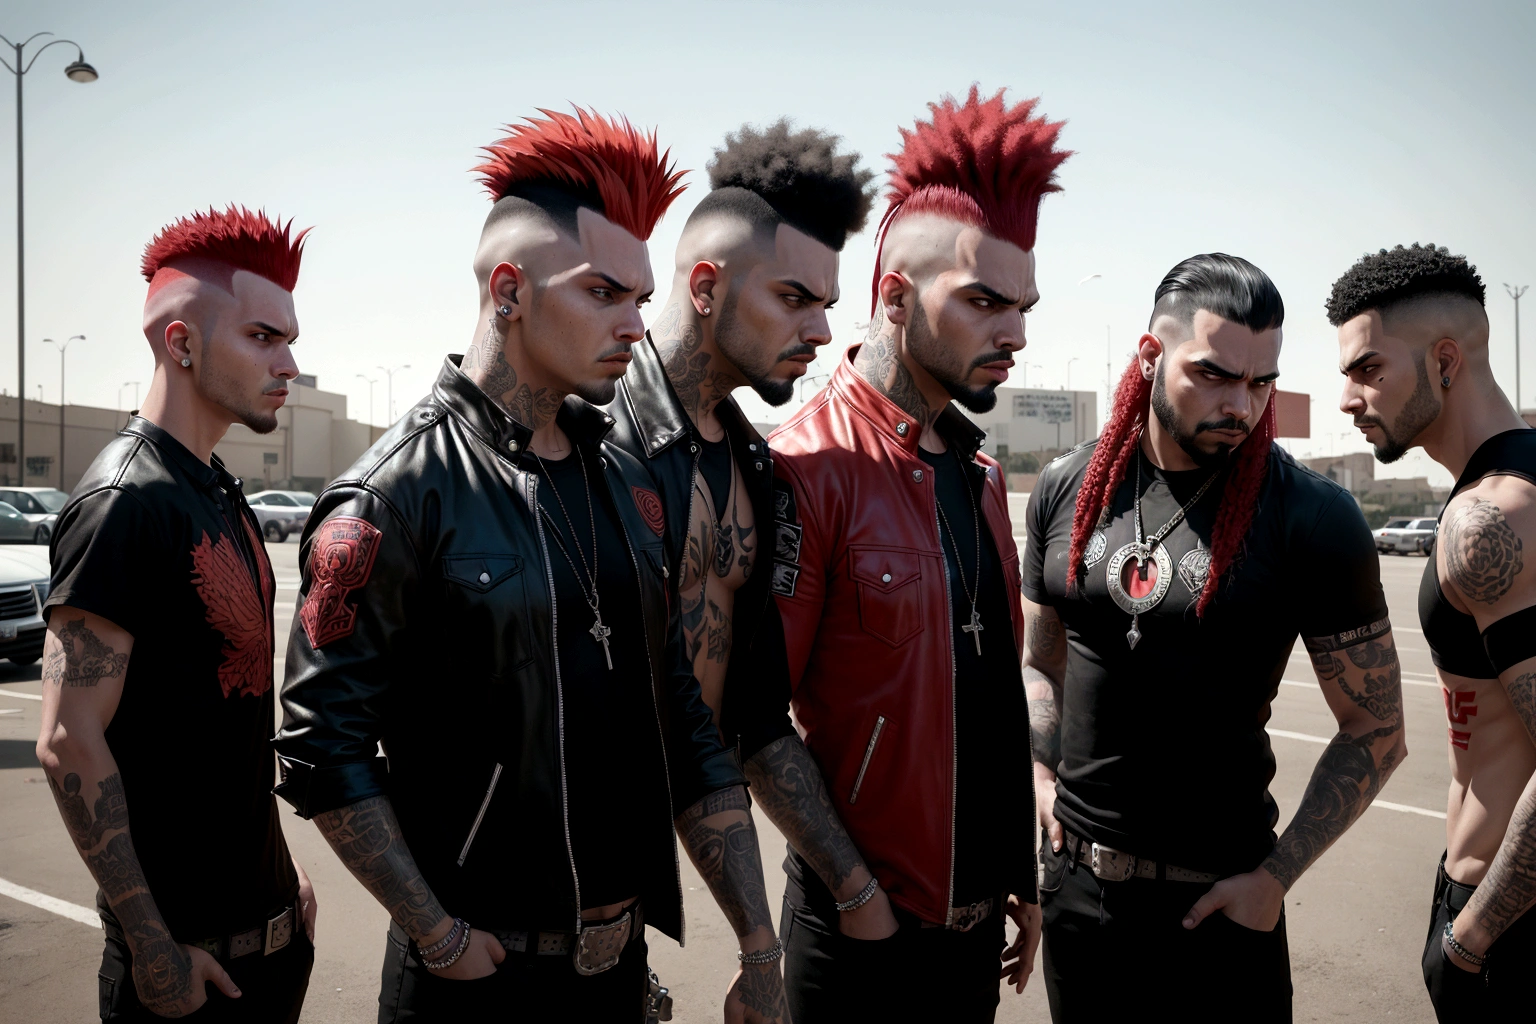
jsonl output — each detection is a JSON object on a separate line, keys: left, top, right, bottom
{"left": 1140, "top": 417, "right": 1199, "bottom": 472}
{"left": 1419, "top": 378, "right": 1528, "bottom": 480}
{"left": 462, "top": 313, "right": 567, "bottom": 452}
{"left": 137, "top": 369, "right": 233, "bottom": 466}
{"left": 853, "top": 312, "right": 953, "bottom": 451}
{"left": 651, "top": 296, "right": 741, "bottom": 441}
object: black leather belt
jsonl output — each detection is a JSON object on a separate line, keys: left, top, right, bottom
{"left": 190, "top": 900, "right": 300, "bottom": 961}
{"left": 1064, "top": 831, "right": 1220, "bottom": 884}
{"left": 485, "top": 901, "right": 643, "bottom": 976}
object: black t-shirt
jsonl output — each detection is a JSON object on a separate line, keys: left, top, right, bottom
{"left": 919, "top": 446, "right": 1028, "bottom": 904}
{"left": 44, "top": 418, "right": 297, "bottom": 937}
{"left": 697, "top": 433, "right": 733, "bottom": 524}
{"left": 527, "top": 446, "right": 651, "bottom": 908}
{"left": 1023, "top": 442, "right": 1387, "bottom": 874}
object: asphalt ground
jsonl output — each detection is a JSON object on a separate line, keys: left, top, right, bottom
{"left": 0, "top": 521, "right": 1451, "bottom": 1023}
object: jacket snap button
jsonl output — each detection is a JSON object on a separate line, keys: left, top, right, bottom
{"left": 748, "top": 443, "right": 757, "bottom": 451}
{"left": 896, "top": 422, "right": 909, "bottom": 436}
{"left": 881, "top": 572, "right": 892, "bottom": 583}
{"left": 912, "top": 469, "right": 924, "bottom": 482}
{"left": 690, "top": 443, "right": 699, "bottom": 454}
{"left": 754, "top": 460, "right": 764, "bottom": 471}
{"left": 479, "top": 572, "right": 491, "bottom": 584}
{"left": 507, "top": 439, "right": 520, "bottom": 452}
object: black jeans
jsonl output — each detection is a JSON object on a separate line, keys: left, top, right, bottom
{"left": 780, "top": 855, "right": 1007, "bottom": 1024}
{"left": 1422, "top": 851, "right": 1536, "bottom": 1022}
{"left": 97, "top": 901, "right": 313, "bottom": 1023}
{"left": 376, "top": 918, "right": 650, "bottom": 1023}
{"left": 1039, "top": 835, "right": 1292, "bottom": 1023}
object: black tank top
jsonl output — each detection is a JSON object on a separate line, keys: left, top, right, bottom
{"left": 1418, "top": 429, "right": 1536, "bottom": 678}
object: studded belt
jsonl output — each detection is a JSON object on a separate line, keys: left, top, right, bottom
{"left": 189, "top": 900, "right": 300, "bottom": 961}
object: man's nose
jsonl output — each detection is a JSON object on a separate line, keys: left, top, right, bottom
{"left": 1222, "top": 385, "right": 1252, "bottom": 421}
{"left": 805, "top": 308, "right": 833, "bottom": 347}
{"left": 616, "top": 305, "right": 645, "bottom": 343}
{"left": 995, "top": 312, "right": 1025, "bottom": 352}
{"left": 1340, "top": 382, "right": 1364, "bottom": 415}
{"left": 272, "top": 346, "right": 300, "bottom": 381}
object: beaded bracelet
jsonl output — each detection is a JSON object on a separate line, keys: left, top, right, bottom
{"left": 422, "top": 919, "right": 472, "bottom": 971}
{"left": 1444, "top": 921, "right": 1487, "bottom": 968}
{"left": 835, "top": 877, "right": 880, "bottom": 913}
{"left": 737, "top": 939, "right": 784, "bottom": 966}
{"left": 418, "top": 918, "right": 463, "bottom": 959}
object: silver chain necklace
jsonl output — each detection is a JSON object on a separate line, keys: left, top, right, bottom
{"left": 1104, "top": 444, "right": 1220, "bottom": 650}
{"left": 533, "top": 445, "right": 613, "bottom": 670}
{"left": 934, "top": 451, "right": 985, "bottom": 655}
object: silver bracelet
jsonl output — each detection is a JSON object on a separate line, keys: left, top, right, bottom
{"left": 418, "top": 918, "right": 464, "bottom": 959}
{"left": 422, "top": 920, "right": 473, "bottom": 970}
{"left": 835, "top": 877, "right": 880, "bottom": 912}
{"left": 1444, "top": 921, "right": 1486, "bottom": 967}
{"left": 737, "top": 939, "right": 784, "bottom": 966}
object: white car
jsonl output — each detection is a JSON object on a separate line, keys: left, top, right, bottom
{"left": 248, "top": 490, "right": 317, "bottom": 543}
{"left": 0, "top": 545, "right": 51, "bottom": 664}
{"left": 1375, "top": 517, "right": 1438, "bottom": 556}
{"left": 0, "top": 487, "right": 69, "bottom": 544}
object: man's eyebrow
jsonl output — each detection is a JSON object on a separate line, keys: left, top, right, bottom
{"left": 1342, "top": 350, "right": 1379, "bottom": 374}
{"left": 778, "top": 279, "right": 826, "bottom": 303}
{"left": 1192, "top": 358, "right": 1245, "bottom": 381}
{"left": 248, "top": 321, "right": 291, "bottom": 338}
{"left": 958, "top": 280, "right": 1022, "bottom": 306}
{"left": 1253, "top": 370, "right": 1281, "bottom": 384}
{"left": 593, "top": 272, "right": 637, "bottom": 294}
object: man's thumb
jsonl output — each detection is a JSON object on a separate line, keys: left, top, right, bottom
{"left": 1049, "top": 820, "right": 1064, "bottom": 853}
{"left": 1182, "top": 890, "right": 1222, "bottom": 930}
{"left": 483, "top": 931, "right": 506, "bottom": 965}
{"left": 207, "top": 959, "right": 242, "bottom": 999}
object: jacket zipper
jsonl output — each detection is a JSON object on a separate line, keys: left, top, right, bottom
{"left": 932, "top": 487, "right": 959, "bottom": 926}
{"left": 456, "top": 762, "right": 503, "bottom": 866}
{"left": 531, "top": 479, "right": 583, "bottom": 932}
{"left": 848, "top": 715, "right": 886, "bottom": 805}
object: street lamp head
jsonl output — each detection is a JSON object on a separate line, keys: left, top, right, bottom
{"left": 64, "top": 59, "right": 98, "bottom": 83}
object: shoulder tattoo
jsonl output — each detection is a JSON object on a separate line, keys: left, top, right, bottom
{"left": 1445, "top": 497, "right": 1524, "bottom": 605}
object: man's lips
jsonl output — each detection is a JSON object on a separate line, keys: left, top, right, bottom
{"left": 600, "top": 352, "right": 632, "bottom": 366}
{"left": 978, "top": 360, "right": 1013, "bottom": 382}
{"left": 264, "top": 389, "right": 288, "bottom": 402}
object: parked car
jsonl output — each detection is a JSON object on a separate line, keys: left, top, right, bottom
{"left": 1374, "top": 516, "right": 1438, "bottom": 555}
{"left": 248, "top": 490, "right": 316, "bottom": 542}
{"left": 0, "top": 545, "right": 51, "bottom": 664}
{"left": 0, "top": 487, "right": 69, "bottom": 544}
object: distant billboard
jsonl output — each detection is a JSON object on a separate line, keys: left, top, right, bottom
{"left": 1014, "top": 392, "right": 1074, "bottom": 424}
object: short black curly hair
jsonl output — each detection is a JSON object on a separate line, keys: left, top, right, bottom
{"left": 687, "top": 119, "right": 876, "bottom": 251}
{"left": 1325, "top": 242, "right": 1486, "bottom": 327}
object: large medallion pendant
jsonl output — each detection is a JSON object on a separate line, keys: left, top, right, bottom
{"left": 1105, "top": 542, "right": 1173, "bottom": 649}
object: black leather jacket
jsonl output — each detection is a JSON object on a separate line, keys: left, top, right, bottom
{"left": 274, "top": 356, "right": 743, "bottom": 939}
{"left": 606, "top": 335, "right": 796, "bottom": 764}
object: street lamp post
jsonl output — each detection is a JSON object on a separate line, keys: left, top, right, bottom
{"left": 1, "top": 32, "right": 97, "bottom": 487}
{"left": 1066, "top": 357, "right": 1080, "bottom": 391}
{"left": 1507, "top": 284, "right": 1528, "bottom": 416}
{"left": 356, "top": 374, "right": 377, "bottom": 427}
{"left": 42, "top": 333, "right": 80, "bottom": 488}
{"left": 378, "top": 364, "right": 410, "bottom": 424}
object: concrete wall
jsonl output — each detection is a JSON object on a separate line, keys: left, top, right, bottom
{"left": 959, "top": 387, "right": 1099, "bottom": 457}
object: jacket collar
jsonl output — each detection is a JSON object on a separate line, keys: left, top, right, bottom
{"left": 621, "top": 333, "right": 768, "bottom": 457}
{"left": 436, "top": 354, "right": 615, "bottom": 467}
{"left": 831, "top": 346, "right": 987, "bottom": 461}
{"left": 120, "top": 415, "right": 234, "bottom": 491}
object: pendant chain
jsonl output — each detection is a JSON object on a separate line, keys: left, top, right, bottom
{"left": 534, "top": 445, "right": 614, "bottom": 669}
{"left": 1132, "top": 443, "right": 1221, "bottom": 555}
{"left": 933, "top": 450, "right": 985, "bottom": 655}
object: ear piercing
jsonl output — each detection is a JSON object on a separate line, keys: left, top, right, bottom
{"left": 1442, "top": 376, "right": 1452, "bottom": 388}
{"left": 701, "top": 306, "right": 711, "bottom": 316}
{"left": 181, "top": 358, "right": 192, "bottom": 367}
{"left": 497, "top": 305, "right": 512, "bottom": 317}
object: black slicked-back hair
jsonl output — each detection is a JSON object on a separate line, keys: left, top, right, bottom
{"left": 687, "top": 119, "right": 876, "bottom": 251}
{"left": 1325, "top": 243, "right": 1486, "bottom": 327}
{"left": 1149, "top": 253, "right": 1285, "bottom": 334}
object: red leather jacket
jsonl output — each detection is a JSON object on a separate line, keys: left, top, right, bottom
{"left": 768, "top": 350, "right": 1029, "bottom": 925}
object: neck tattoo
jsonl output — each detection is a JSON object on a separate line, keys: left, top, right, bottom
{"left": 653, "top": 300, "right": 734, "bottom": 425}
{"left": 533, "top": 446, "right": 612, "bottom": 669}
{"left": 854, "top": 326, "right": 937, "bottom": 433}
{"left": 461, "top": 320, "right": 563, "bottom": 431}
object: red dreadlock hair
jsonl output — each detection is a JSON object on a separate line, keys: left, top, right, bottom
{"left": 472, "top": 107, "right": 686, "bottom": 242}
{"left": 141, "top": 206, "right": 309, "bottom": 294}
{"left": 1068, "top": 358, "right": 1276, "bottom": 617}
{"left": 872, "top": 86, "right": 1072, "bottom": 312}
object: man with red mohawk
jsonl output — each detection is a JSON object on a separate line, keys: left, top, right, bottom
{"left": 1023, "top": 255, "right": 1405, "bottom": 1020}
{"left": 768, "top": 86, "right": 1068, "bottom": 1020}
{"left": 38, "top": 207, "right": 317, "bottom": 1020}
{"left": 274, "top": 108, "right": 787, "bottom": 1022}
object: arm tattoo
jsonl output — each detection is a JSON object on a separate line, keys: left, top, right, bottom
{"left": 732, "top": 964, "right": 789, "bottom": 1022}
{"left": 462, "top": 321, "right": 563, "bottom": 431}
{"left": 744, "top": 736, "right": 865, "bottom": 895}
{"left": 45, "top": 618, "right": 128, "bottom": 687}
{"left": 1445, "top": 497, "right": 1524, "bottom": 604}
{"left": 1464, "top": 671, "right": 1536, "bottom": 945}
{"left": 313, "top": 796, "right": 448, "bottom": 941}
{"left": 1027, "top": 613, "right": 1064, "bottom": 660}
{"left": 118, "top": 892, "right": 194, "bottom": 1015}
{"left": 853, "top": 334, "right": 935, "bottom": 432}
{"left": 1027, "top": 693, "right": 1062, "bottom": 769}
{"left": 676, "top": 786, "right": 773, "bottom": 937}
{"left": 1262, "top": 723, "right": 1403, "bottom": 890}
{"left": 1024, "top": 607, "right": 1067, "bottom": 769}
{"left": 1303, "top": 625, "right": 1404, "bottom": 720}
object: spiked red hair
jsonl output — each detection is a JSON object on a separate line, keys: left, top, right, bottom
{"left": 872, "top": 86, "right": 1071, "bottom": 311}
{"left": 1069, "top": 358, "right": 1275, "bottom": 617}
{"left": 141, "top": 206, "right": 308, "bottom": 293}
{"left": 473, "top": 107, "right": 686, "bottom": 242}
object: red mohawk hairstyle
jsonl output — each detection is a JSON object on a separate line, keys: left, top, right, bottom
{"left": 472, "top": 107, "right": 686, "bottom": 242}
{"left": 141, "top": 206, "right": 309, "bottom": 294}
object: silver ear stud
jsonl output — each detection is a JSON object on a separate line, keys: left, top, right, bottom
{"left": 701, "top": 307, "right": 711, "bottom": 316}
{"left": 497, "top": 305, "right": 512, "bottom": 317}
{"left": 181, "top": 358, "right": 191, "bottom": 367}
{"left": 1442, "top": 376, "right": 1451, "bottom": 388}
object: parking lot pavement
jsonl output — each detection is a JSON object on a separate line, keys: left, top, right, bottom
{"left": 1, "top": 540, "right": 1449, "bottom": 1022}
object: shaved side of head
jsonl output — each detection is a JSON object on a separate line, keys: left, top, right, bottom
{"left": 877, "top": 212, "right": 980, "bottom": 293}
{"left": 142, "top": 258, "right": 243, "bottom": 354}
{"left": 1380, "top": 293, "right": 1491, "bottom": 360}
{"left": 472, "top": 194, "right": 571, "bottom": 294}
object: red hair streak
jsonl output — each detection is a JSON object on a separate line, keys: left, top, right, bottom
{"left": 472, "top": 107, "right": 686, "bottom": 242}
{"left": 141, "top": 206, "right": 308, "bottom": 293}
{"left": 1069, "top": 358, "right": 1275, "bottom": 617}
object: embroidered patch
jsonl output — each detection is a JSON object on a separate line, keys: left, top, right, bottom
{"left": 1178, "top": 545, "right": 1212, "bottom": 593}
{"left": 190, "top": 529, "right": 273, "bottom": 698}
{"left": 773, "top": 482, "right": 796, "bottom": 523}
{"left": 632, "top": 486, "right": 665, "bottom": 538}
{"left": 299, "top": 517, "right": 383, "bottom": 648}
{"left": 1083, "top": 529, "right": 1108, "bottom": 569}
{"left": 774, "top": 522, "right": 803, "bottom": 564}
{"left": 770, "top": 561, "right": 800, "bottom": 598}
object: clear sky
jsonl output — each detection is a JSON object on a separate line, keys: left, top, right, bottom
{"left": 4, "top": 0, "right": 1534, "bottom": 485}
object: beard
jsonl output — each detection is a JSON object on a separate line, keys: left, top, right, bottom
{"left": 1150, "top": 360, "right": 1248, "bottom": 469}
{"left": 1357, "top": 357, "right": 1439, "bottom": 463}
{"left": 572, "top": 377, "right": 618, "bottom": 406}
{"left": 713, "top": 289, "right": 799, "bottom": 408}
{"left": 200, "top": 361, "right": 281, "bottom": 434}
{"left": 905, "top": 301, "right": 1001, "bottom": 414}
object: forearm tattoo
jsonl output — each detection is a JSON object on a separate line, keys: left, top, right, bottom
{"left": 313, "top": 796, "right": 448, "bottom": 941}
{"left": 1445, "top": 497, "right": 1524, "bottom": 605}
{"left": 1466, "top": 671, "right": 1536, "bottom": 945}
{"left": 744, "top": 736, "right": 865, "bottom": 895}
{"left": 676, "top": 786, "right": 773, "bottom": 938}
{"left": 732, "top": 963, "right": 789, "bottom": 1023}
{"left": 44, "top": 618, "right": 128, "bottom": 688}
{"left": 462, "top": 319, "right": 562, "bottom": 431}
{"left": 1024, "top": 610, "right": 1066, "bottom": 768}
{"left": 853, "top": 332, "right": 935, "bottom": 433}
{"left": 1026, "top": 690, "right": 1062, "bottom": 769}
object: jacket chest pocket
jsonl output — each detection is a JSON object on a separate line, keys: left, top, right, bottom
{"left": 441, "top": 554, "right": 532, "bottom": 669}
{"left": 849, "top": 547, "right": 923, "bottom": 648}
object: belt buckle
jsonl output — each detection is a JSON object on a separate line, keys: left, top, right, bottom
{"left": 572, "top": 910, "right": 631, "bottom": 976}
{"left": 229, "top": 927, "right": 263, "bottom": 959}
{"left": 947, "top": 898, "right": 993, "bottom": 933}
{"left": 1090, "top": 843, "right": 1136, "bottom": 882}
{"left": 264, "top": 907, "right": 294, "bottom": 956}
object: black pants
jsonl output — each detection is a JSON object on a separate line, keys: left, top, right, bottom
{"left": 1039, "top": 836, "right": 1292, "bottom": 1023}
{"left": 97, "top": 901, "right": 313, "bottom": 1023}
{"left": 780, "top": 855, "right": 1006, "bottom": 1024}
{"left": 1422, "top": 851, "right": 1536, "bottom": 1022}
{"left": 377, "top": 918, "right": 649, "bottom": 1023}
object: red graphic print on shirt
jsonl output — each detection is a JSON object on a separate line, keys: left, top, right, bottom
{"left": 632, "top": 486, "right": 665, "bottom": 538}
{"left": 299, "top": 516, "right": 383, "bottom": 648}
{"left": 190, "top": 528, "right": 273, "bottom": 698}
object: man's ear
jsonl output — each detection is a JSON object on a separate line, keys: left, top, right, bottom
{"left": 163, "top": 321, "right": 194, "bottom": 368}
{"left": 1136, "top": 333, "right": 1165, "bottom": 380}
{"left": 878, "top": 271, "right": 911, "bottom": 326}
{"left": 1431, "top": 337, "right": 1464, "bottom": 387}
{"left": 688, "top": 261, "right": 721, "bottom": 316}
{"left": 489, "top": 262, "right": 525, "bottom": 322}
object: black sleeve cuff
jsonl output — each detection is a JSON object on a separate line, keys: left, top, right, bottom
{"left": 671, "top": 749, "right": 748, "bottom": 817}
{"left": 273, "top": 755, "right": 389, "bottom": 818}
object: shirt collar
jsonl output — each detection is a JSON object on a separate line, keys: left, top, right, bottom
{"left": 831, "top": 346, "right": 987, "bottom": 461}
{"left": 120, "top": 416, "right": 223, "bottom": 490}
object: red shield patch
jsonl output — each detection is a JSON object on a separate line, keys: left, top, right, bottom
{"left": 299, "top": 517, "right": 383, "bottom": 648}
{"left": 632, "top": 486, "right": 665, "bottom": 537}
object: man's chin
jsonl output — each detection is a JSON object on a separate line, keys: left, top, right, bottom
{"left": 1372, "top": 439, "right": 1410, "bottom": 464}
{"left": 240, "top": 411, "right": 280, "bottom": 435}
{"left": 573, "top": 378, "right": 618, "bottom": 406}
{"left": 945, "top": 380, "right": 1000, "bottom": 415}
{"left": 750, "top": 375, "right": 797, "bottom": 408}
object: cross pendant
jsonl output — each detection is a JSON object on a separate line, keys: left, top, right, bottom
{"left": 589, "top": 615, "right": 613, "bottom": 670}
{"left": 961, "top": 607, "right": 984, "bottom": 655}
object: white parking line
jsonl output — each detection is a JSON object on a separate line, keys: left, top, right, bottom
{"left": 1266, "top": 729, "right": 1447, "bottom": 819}
{"left": 0, "top": 877, "right": 100, "bottom": 928}
{"left": 1280, "top": 676, "right": 1437, "bottom": 690}
{"left": 0, "top": 689, "right": 41, "bottom": 701}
